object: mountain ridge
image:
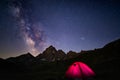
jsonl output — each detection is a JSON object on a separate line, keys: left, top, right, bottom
{"left": 4, "top": 38, "right": 120, "bottom": 62}
{"left": 0, "top": 38, "right": 120, "bottom": 80}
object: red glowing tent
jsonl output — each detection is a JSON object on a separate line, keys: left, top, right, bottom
{"left": 65, "top": 62, "right": 95, "bottom": 80}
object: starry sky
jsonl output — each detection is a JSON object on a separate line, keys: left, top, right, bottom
{"left": 0, "top": 0, "right": 120, "bottom": 58}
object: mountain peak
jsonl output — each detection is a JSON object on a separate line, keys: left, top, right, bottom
{"left": 6, "top": 52, "right": 35, "bottom": 65}
{"left": 25, "top": 52, "right": 33, "bottom": 57}
{"left": 44, "top": 45, "right": 57, "bottom": 53}
{"left": 47, "top": 45, "right": 56, "bottom": 50}
{"left": 36, "top": 46, "right": 66, "bottom": 61}
{"left": 16, "top": 52, "right": 34, "bottom": 58}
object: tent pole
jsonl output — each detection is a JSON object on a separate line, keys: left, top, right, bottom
{"left": 77, "top": 63, "right": 86, "bottom": 80}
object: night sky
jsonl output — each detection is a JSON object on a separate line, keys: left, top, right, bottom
{"left": 0, "top": 0, "right": 120, "bottom": 58}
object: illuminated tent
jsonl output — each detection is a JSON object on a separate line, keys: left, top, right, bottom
{"left": 65, "top": 62, "right": 95, "bottom": 80}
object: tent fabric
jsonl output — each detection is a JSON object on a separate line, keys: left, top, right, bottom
{"left": 66, "top": 62, "right": 95, "bottom": 79}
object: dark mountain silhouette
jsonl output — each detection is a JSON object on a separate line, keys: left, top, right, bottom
{"left": 57, "top": 49, "right": 66, "bottom": 60}
{"left": 65, "top": 51, "right": 79, "bottom": 59}
{"left": 36, "top": 45, "right": 66, "bottom": 61}
{"left": 73, "top": 39, "right": 120, "bottom": 80}
{"left": 0, "top": 57, "right": 25, "bottom": 76}
{"left": 0, "top": 38, "right": 120, "bottom": 80}
{"left": 6, "top": 52, "right": 36, "bottom": 66}
{"left": 5, "top": 46, "right": 78, "bottom": 63}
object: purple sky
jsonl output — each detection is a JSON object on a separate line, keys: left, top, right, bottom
{"left": 0, "top": 0, "right": 120, "bottom": 58}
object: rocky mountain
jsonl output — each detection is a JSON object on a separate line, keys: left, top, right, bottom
{"left": 36, "top": 45, "right": 66, "bottom": 61}
{"left": 72, "top": 39, "right": 120, "bottom": 80}
{"left": 6, "top": 52, "right": 36, "bottom": 65}
{"left": 4, "top": 39, "right": 120, "bottom": 63}
{"left": 4, "top": 45, "right": 78, "bottom": 64}
{"left": 102, "top": 38, "right": 120, "bottom": 57}
{"left": 65, "top": 51, "right": 79, "bottom": 59}
{"left": 0, "top": 38, "right": 120, "bottom": 80}
{"left": 57, "top": 49, "right": 66, "bottom": 60}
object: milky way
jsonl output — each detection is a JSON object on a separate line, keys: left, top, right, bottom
{"left": 8, "top": 0, "right": 46, "bottom": 56}
{"left": 0, "top": 0, "right": 119, "bottom": 58}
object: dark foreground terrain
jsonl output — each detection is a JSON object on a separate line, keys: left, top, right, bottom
{"left": 0, "top": 39, "right": 120, "bottom": 80}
